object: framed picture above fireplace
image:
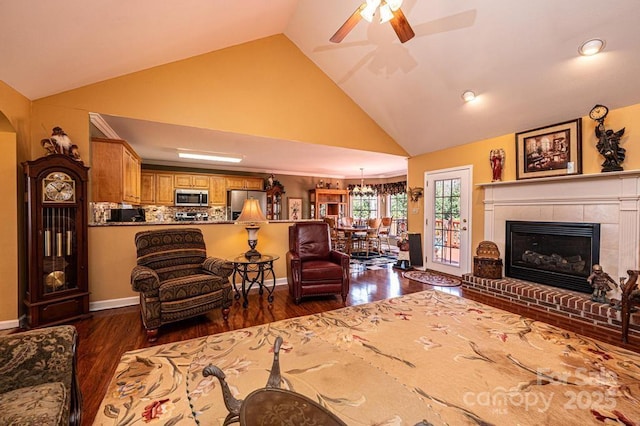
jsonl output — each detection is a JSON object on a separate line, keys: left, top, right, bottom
{"left": 515, "top": 118, "right": 582, "bottom": 180}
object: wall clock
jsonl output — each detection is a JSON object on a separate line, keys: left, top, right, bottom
{"left": 23, "top": 154, "right": 90, "bottom": 328}
{"left": 589, "top": 104, "right": 609, "bottom": 121}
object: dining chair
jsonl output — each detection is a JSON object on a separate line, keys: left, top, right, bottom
{"left": 323, "top": 217, "right": 347, "bottom": 253}
{"left": 341, "top": 217, "right": 354, "bottom": 227}
{"left": 378, "top": 216, "right": 393, "bottom": 253}
{"left": 365, "top": 218, "right": 383, "bottom": 256}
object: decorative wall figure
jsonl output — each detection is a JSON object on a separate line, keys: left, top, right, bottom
{"left": 589, "top": 104, "right": 626, "bottom": 172}
{"left": 408, "top": 187, "right": 423, "bottom": 202}
{"left": 489, "top": 148, "right": 505, "bottom": 182}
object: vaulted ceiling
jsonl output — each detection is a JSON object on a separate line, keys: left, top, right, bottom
{"left": 2, "top": 0, "right": 640, "bottom": 178}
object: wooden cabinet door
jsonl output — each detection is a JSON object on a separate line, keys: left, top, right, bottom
{"left": 225, "top": 176, "right": 245, "bottom": 189}
{"left": 123, "top": 151, "right": 140, "bottom": 204}
{"left": 210, "top": 176, "right": 226, "bottom": 204}
{"left": 226, "top": 176, "right": 264, "bottom": 190}
{"left": 156, "top": 174, "right": 175, "bottom": 205}
{"left": 91, "top": 137, "right": 141, "bottom": 204}
{"left": 245, "top": 177, "right": 264, "bottom": 190}
{"left": 192, "top": 175, "right": 209, "bottom": 188}
{"left": 140, "top": 172, "right": 155, "bottom": 204}
{"left": 174, "top": 174, "right": 192, "bottom": 188}
{"left": 91, "top": 140, "right": 124, "bottom": 202}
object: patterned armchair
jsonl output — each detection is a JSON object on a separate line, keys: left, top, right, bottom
{"left": 0, "top": 325, "right": 81, "bottom": 426}
{"left": 286, "top": 222, "right": 350, "bottom": 304}
{"left": 131, "top": 228, "right": 234, "bottom": 341}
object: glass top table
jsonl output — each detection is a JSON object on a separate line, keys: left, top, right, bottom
{"left": 227, "top": 254, "right": 279, "bottom": 308}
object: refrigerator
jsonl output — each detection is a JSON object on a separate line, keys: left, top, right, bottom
{"left": 227, "top": 190, "right": 267, "bottom": 220}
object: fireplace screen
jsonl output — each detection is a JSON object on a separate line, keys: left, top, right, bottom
{"left": 505, "top": 221, "right": 600, "bottom": 293}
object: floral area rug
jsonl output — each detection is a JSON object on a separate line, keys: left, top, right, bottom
{"left": 94, "top": 290, "right": 640, "bottom": 425}
{"left": 403, "top": 270, "right": 462, "bottom": 287}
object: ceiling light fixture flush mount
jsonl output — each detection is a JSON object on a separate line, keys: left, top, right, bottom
{"left": 461, "top": 90, "right": 476, "bottom": 102}
{"left": 579, "top": 38, "right": 605, "bottom": 56}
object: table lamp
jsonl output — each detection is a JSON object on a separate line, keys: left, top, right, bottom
{"left": 236, "top": 198, "right": 268, "bottom": 258}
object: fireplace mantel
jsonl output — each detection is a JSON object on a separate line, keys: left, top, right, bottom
{"left": 478, "top": 168, "right": 640, "bottom": 188}
{"left": 480, "top": 170, "right": 640, "bottom": 281}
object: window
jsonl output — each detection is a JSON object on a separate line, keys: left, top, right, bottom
{"left": 351, "top": 195, "right": 378, "bottom": 223}
{"left": 389, "top": 192, "right": 407, "bottom": 235}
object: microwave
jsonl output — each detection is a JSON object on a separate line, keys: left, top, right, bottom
{"left": 175, "top": 189, "right": 209, "bottom": 206}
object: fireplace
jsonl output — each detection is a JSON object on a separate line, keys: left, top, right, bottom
{"left": 505, "top": 221, "right": 600, "bottom": 293}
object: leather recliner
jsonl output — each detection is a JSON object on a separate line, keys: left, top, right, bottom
{"left": 286, "top": 222, "right": 350, "bottom": 304}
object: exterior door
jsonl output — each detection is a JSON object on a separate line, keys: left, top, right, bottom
{"left": 424, "top": 166, "right": 472, "bottom": 276}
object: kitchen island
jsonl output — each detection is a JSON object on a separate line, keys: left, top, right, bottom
{"left": 88, "top": 220, "right": 302, "bottom": 311}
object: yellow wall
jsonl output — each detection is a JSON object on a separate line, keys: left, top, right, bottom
{"left": 32, "top": 35, "right": 406, "bottom": 160}
{"left": 89, "top": 222, "right": 292, "bottom": 304}
{"left": 0, "top": 81, "right": 31, "bottom": 324}
{"left": 407, "top": 103, "right": 640, "bottom": 255}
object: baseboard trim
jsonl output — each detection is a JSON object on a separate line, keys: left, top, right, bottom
{"left": 89, "top": 279, "right": 288, "bottom": 312}
{"left": 0, "top": 318, "right": 20, "bottom": 330}
{"left": 90, "top": 296, "right": 139, "bottom": 312}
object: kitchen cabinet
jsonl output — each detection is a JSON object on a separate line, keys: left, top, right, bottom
{"left": 225, "top": 176, "right": 264, "bottom": 190}
{"left": 174, "top": 173, "right": 209, "bottom": 189}
{"left": 155, "top": 173, "right": 175, "bottom": 205}
{"left": 309, "top": 189, "right": 349, "bottom": 220}
{"left": 210, "top": 176, "right": 226, "bottom": 205}
{"left": 91, "top": 137, "right": 141, "bottom": 204}
{"left": 140, "top": 172, "right": 155, "bottom": 204}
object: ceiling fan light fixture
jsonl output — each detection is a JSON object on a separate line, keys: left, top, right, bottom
{"left": 379, "top": 3, "right": 393, "bottom": 23}
{"left": 360, "top": 0, "right": 380, "bottom": 22}
{"left": 579, "top": 38, "right": 605, "bottom": 56}
{"left": 387, "top": 0, "right": 403, "bottom": 11}
{"left": 461, "top": 90, "right": 476, "bottom": 102}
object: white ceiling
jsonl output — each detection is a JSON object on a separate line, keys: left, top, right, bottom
{"left": 3, "top": 0, "right": 640, "bottom": 179}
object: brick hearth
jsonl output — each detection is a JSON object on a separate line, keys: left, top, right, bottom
{"left": 462, "top": 274, "right": 640, "bottom": 353}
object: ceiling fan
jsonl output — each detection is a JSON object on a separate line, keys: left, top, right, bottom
{"left": 330, "top": 0, "right": 415, "bottom": 44}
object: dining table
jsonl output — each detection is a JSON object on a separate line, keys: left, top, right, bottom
{"left": 336, "top": 226, "right": 372, "bottom": 255}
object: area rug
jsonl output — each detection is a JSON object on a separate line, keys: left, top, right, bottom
{"left": 350, "top": 253, "right": 397, "bottom": 270}
{"left": 403, "top": 270, "right": 462, "bottom": 287}
{"left": 93, "top": 290, "right": 640, "bottom": 425}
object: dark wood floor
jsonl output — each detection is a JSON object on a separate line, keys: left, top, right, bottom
{"left": 75, "top": 266, "right": 445, "bottom": 426}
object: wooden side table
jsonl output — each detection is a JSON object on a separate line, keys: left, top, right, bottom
{"left": 228, "top": 254, "right": 279, "bottom": 308}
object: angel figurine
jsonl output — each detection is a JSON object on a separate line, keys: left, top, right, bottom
{"left": 595, "top": 121, "right": 626, "bottom": 172}
{"left": 489, "top": 148, "right": 505, "bottom": 182}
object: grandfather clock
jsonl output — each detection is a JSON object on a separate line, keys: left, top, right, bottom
{"left": 23, "top": 154, "right": 90, "bottom": 328}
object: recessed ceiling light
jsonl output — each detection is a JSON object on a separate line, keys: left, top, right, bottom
{"left": 178, "top": 152, "right": 242, "bottom": 163}
{"left": 461, "top": 90, "right": 476, "bottom": 102}
{"left": 579, "top": 38, "right": 605, "bottom": 56}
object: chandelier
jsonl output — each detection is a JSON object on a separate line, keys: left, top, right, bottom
{"left": 352, "top": 168, "right": 375, "bottom": 197}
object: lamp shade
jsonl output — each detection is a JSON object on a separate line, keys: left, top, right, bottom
{"left": 236, "top": 198, "right": 267, "bottom": 225}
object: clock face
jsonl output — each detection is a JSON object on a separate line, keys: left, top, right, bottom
{"left": 589, "top": 104, "right": 609, "bottom": 121}
{"left": 43, "top": 172, "right": 76, "bottom": 202}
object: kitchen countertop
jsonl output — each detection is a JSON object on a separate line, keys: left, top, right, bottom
{"left": 89, "top": 219, "right": 309, "bottom": 227}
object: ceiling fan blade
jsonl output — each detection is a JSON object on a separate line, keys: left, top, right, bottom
{"left": 390, "top": 7, "right": 415, "bottom": 43}
{"left": 330, "top": 3, "right": 366, "bottom": 43}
